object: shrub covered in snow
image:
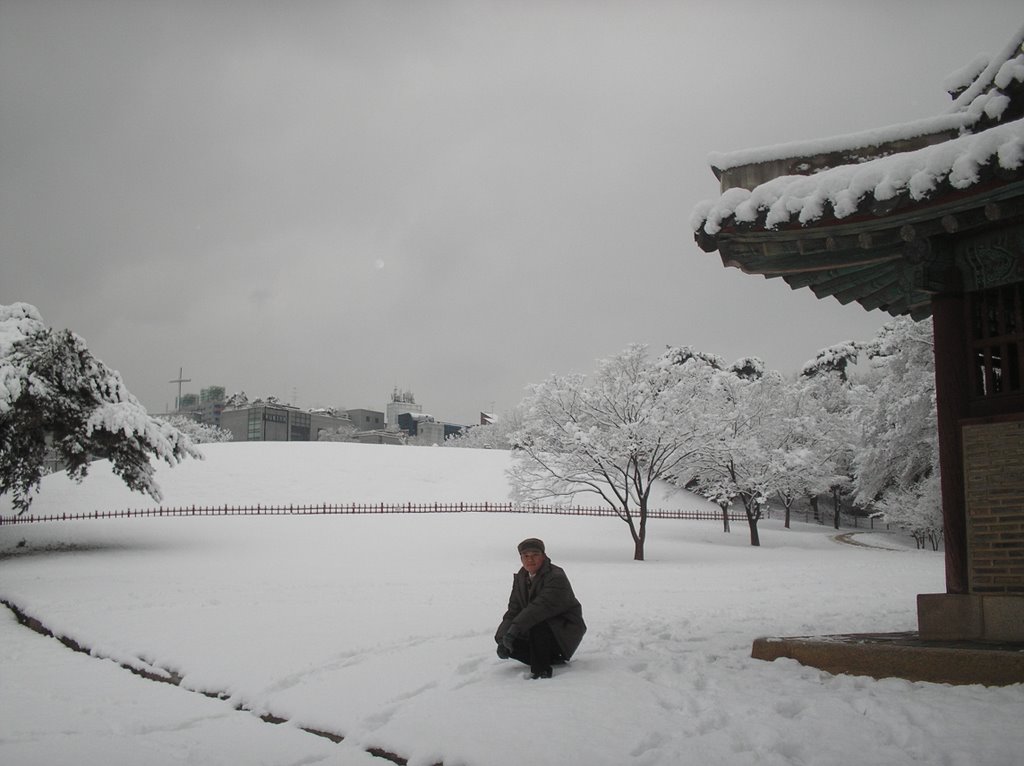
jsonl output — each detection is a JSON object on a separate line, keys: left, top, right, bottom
{"left": 157, "top": 415, "right": 233, "bottom": 444}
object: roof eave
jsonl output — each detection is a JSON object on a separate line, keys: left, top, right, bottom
{"left": 697, "top": 176, "right": 1024, "bottom": 319}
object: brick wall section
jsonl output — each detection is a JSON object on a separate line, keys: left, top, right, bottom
{"left": 963, "top": 418, "right": 1024, "bottom": 594}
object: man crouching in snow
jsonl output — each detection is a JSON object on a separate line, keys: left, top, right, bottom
{"left": 495, "top": 538, "right": 586, "bottom": 679}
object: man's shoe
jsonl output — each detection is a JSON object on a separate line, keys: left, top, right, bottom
{"left": 530, "top": 668, "right": 553, "bottom": 679}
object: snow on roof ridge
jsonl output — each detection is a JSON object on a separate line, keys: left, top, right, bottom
{"left": 948, "top": 22, "right": 1024, "bottom": 112}
{"left": 709, "top": 24, "right": 1024, "bottom": 174}
{"left": 694, "top": 117, "right": 1024, "bottom": 236}
{"left": 943, "top": 53, "right": 991, "bottom": 94}
{"left": 708, "top": 113, "right": 973, "bottom": 172}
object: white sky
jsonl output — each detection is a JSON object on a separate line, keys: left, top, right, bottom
{"left": 2, "top": 1, "right": 1021, "bottom": 424}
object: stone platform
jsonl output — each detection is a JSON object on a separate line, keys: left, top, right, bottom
{"left": 752, "top": 632, "right": 1024, "bottom": 686}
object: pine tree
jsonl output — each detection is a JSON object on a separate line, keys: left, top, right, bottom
{"left": 1, "top": 303, "right": 201, "bottom": 513}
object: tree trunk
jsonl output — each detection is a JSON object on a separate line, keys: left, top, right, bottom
{"left": 626, "top": 505, "right": 646, "bottom": 561}
{"left": 719, "top": 502, "right": 730, "bottom": 533}
{"left": 626, "top": 536, "right": 643, "bottom": 561}
{"left": 809, "top": 495, "right": 821, "bottom": 524}
{"left": 831, "top": 487, "right": 842, "bottom": 529}
{"left": 780, "top": 493, "right": 792, "bottom": 529}
{"left": 746, "top": 511, "right": 760, "bottom": 546}
{"left": 742, "top": 497, "right": 761, "bottom": 547}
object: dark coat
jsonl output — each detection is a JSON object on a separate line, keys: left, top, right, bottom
{"left": 495, "top": 558, "right": 586, "bottom": 659}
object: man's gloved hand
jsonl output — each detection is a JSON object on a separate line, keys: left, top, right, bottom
{"left": 502, "top": 625, "right": 522, "bottom": 651}
{"left": 496, "top": 644, "right": 510, "bottom": 659}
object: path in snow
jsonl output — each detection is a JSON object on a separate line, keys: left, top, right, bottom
{"left": 832, "top": 531, "right": 923, "bottom": 552}
{"left": 2, "top": 598, "right": 432, "bottom": 766}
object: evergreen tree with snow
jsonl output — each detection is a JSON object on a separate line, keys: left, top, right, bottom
{"left": 0, "top": 303, "right": 201, "bottom": 513}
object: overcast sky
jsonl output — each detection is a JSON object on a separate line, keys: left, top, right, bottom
{"left": 2, "top": 1, "right": 1021, "bottom": 425}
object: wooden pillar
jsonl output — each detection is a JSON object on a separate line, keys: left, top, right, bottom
{"left": 931, "top": 293, "right": 970, "bottom": 594}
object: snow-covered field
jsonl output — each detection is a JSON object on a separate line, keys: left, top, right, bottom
{"left": 1, "top": 443, "right": 1021, "bottom": 766}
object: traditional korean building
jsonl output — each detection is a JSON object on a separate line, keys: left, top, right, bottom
{"left": 693, "top": 25, "right": 1024, "bottom": 683}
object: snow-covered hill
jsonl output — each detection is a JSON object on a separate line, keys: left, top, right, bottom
{"left": 1, "top": 441, "right": 715, "bottom": 514}
{"left": 1, "top": 444, "right": 1017, "bottom": 766}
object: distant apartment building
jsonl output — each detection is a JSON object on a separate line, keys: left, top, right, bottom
{"left": 386, "top": 388, "right": 421, "bottom": 431}
{"left": 221, "top": 402, "right": 355, "bottom": 442}
{"left": 181, "top": 382, "right": 466, "bottom": 446}
{"left": 398, "top": 412, "right": 465, "bottom": 445}
{"left": 345, "top": 408, "right": 385, "bottom": 431}
{"left": 169, "top": 385, "right": 226, "bottom": 427}
{"left": 350, "top": 429, "right": 405, "bottom": 445}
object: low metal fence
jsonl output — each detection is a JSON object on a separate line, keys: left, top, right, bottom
{"left": 0, "top": 502, "right": 745, "bottom": 526}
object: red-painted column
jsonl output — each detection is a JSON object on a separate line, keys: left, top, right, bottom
{"left": 932, "top": 292, "right": 970, "bottom": 594}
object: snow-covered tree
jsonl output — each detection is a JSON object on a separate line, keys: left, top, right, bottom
{"left": 308, "top": 406, "right": 340, "bottom": 417}
{"left": 801, "top": 341, "right": 860, "bottom": 382}
{"left": 510, "top": 344, "right": 714, "bottom": 560}
{"left": 158, "top": 415, "right": 233, "bottom": 444}
{"left": 660, "top": 345, "right": 725, "bottom": 370}
{"left": 445, "top": 408, "right": 522, "bottom": 450}
{"left": 688, "top": 362, "right": 792, "bottom": 546}
{"left": 773, "top": 447, "right": 812, "bottom": 529}
{"left": 728, "top": 356, "right": 766, "bottom": 381}
{"left": 317, "top": 421, "right": 358, "bottom": 442}
{"left": 224, "top": 391, "right": 249, "bottom": 409}
{"left": 654, "top": 350, "right": 729, "bottom": 531}
{"left": 0, "top": 303, "right": 201, "bottom": 513}
{"left": 688, "top": 472, "right": 737, "bottom": 533}
{"left": 763, "top": 382, "right": 831, "bottom": 529}
{"left": 676, "top": 354, "right": 845, "bottom": 543}
{"left": 852, "top": 317, "right": 941, "bottom": 548}
{"left": 799, "top": 343, "right": 861, "bottom": 528}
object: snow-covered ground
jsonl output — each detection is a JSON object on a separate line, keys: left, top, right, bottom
{"left": 1, "top": 443, "right": 1021, "bottom": 766}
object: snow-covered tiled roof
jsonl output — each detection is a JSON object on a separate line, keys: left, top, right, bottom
{"left": 948, "top": 25, "right": 1024, "bottom": 114}
{"left": 708, "top": 114, "right": 973, "bottom": 175}
{"left": 694, "top": 118, "right": 1024, "bottom": 237}
{"left": 691, "top": 24, "right": 1024, "bottom": 321}
{"left": 699, "top": 23, "right": 1024, "bottom": 193}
